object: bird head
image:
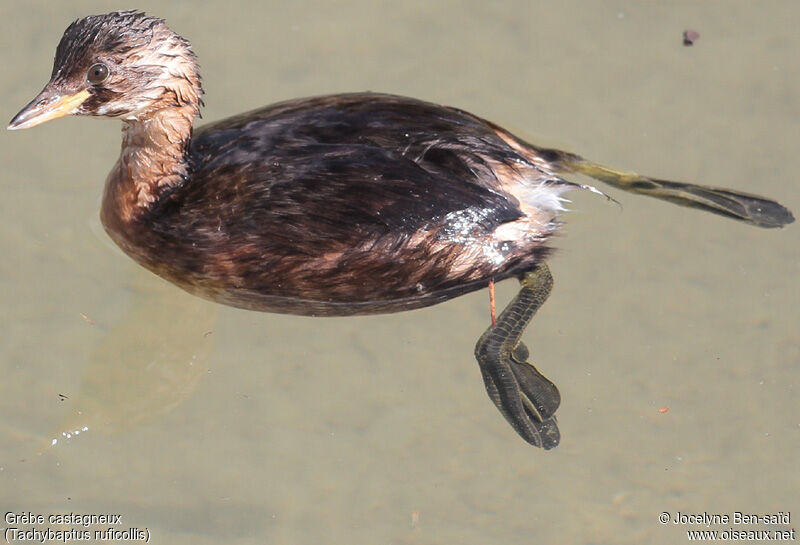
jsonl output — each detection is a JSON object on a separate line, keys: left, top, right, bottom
{"left": 9, "top": 10, "right": 202, "bottom": 130}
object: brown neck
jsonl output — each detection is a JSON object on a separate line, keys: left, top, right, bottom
{"left": 101, "top": 104, "right": 196, "bottom": 234}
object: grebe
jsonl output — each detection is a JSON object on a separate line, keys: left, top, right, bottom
{"left": 9, "top": 11, "right": 793, "bottom": 449}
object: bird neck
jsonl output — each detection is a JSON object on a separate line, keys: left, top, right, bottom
{"left": 101, "top": 104, "right": 196, "bottom": 230}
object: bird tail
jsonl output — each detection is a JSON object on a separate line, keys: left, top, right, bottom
{"left": 533, "top": 146, "right": 794, "bottom": 229}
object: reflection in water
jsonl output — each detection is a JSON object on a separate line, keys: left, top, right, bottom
{"left": 47, "top": 271, "right": 217, "bottom": 449}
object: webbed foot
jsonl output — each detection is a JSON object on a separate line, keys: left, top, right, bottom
{"left": 475, "top": 264, "right": 561, "bottom": 449}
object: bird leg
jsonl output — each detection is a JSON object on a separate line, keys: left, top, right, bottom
{"left": 488, "top": 278, "right": 496, "bottom": 328}
{"left": 474, "top": 263, "right": 561, "bottom": 449}
{"left": 536, "top": 145, "right": 795, "bottom": 229}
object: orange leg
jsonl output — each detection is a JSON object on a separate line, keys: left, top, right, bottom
{"left": 488, "top": 279, "right": 496, "bottom": 328}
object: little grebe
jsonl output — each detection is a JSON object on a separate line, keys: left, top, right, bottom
{"left": 9, "top": 11, "right": 793, "bottom": 449}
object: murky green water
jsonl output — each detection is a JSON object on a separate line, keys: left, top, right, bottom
{"left": 1, "top": 2, "right": 797, "bottom": 544}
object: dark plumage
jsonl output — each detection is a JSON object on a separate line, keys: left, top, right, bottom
{"left": 145, "top": 93, "right": 564, "bottom": 315}
{"left": 9, "top": 11, "right": 793, "bottom": 448}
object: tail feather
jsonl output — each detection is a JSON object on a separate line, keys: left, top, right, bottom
{"left": 535, "top": 146, "right": 794, "bottom": 229}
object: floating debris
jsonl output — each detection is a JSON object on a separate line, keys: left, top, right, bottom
{"left": 79, "top": 312, "right": 96, "bottom": 325}
{"left": 683, "top": 30, "right": 700, "bottom": 46}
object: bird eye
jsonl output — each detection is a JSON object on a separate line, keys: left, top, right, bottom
{"left": 87, "top": 63, "right": 109, "bottom": 84}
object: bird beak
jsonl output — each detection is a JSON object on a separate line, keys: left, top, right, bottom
{"left": 8, "top": 87, "right": 91, "bottom": 130}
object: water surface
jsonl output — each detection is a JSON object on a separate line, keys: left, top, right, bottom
{"left": 1, "top": 1, "right": 797, "bottom": 544}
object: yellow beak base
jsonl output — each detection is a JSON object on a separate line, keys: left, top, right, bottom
{"left": 8, "top": 88, "right": 91, "bottom": 130}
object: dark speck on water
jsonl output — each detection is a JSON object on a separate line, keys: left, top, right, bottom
{"left": 683, "top": 29, "right": 700, "bottom": 46}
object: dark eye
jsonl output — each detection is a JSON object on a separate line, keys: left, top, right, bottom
{"left": 87, "top": 63, "right": 109, "bottom": 84}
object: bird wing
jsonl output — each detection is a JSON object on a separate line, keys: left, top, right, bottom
{"left": 183, "top": 93, "right": 527, "bottom": 253}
